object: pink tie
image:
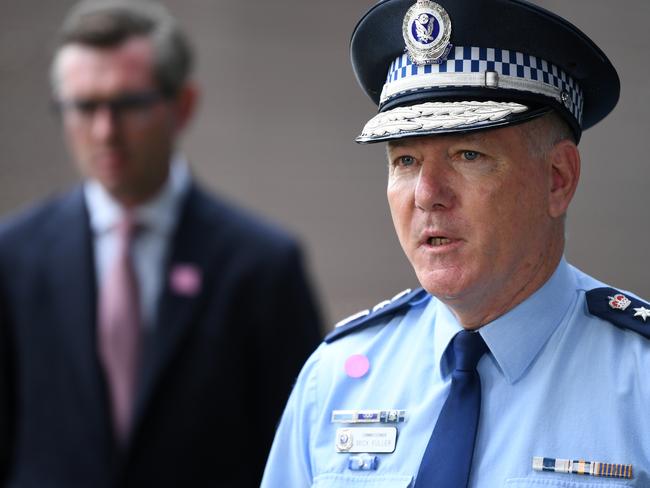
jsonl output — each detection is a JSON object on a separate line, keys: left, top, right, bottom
{"left": 97, "top": 212, "right": 141, "bottom": 444}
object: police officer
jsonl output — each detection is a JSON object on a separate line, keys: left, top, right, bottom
{"left": 262, "top": 0, "right": 650, "bottom": 486}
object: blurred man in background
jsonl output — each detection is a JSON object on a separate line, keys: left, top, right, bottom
{"left": 0, "top": 1, "right": 322, "bottom": 486}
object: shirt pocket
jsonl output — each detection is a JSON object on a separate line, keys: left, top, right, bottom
{"left": 312, "top": 473, "right": 413, "bottom": 488}
{"left": 505, "top": 477, "right": 634, "bottom": 487}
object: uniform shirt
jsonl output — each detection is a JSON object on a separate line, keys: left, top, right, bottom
{"left": 84, "top": 155, "right": 190, "bottom": 328}
{"left": 262, "top": 258, "right": 650, "bottom": 487}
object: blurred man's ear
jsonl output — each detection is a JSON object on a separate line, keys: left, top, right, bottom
{"left": 173, "top": 81, "right": 199, "bottom": 133}
{"left": 548, "top": 139, "right": 581, "bottom": 219}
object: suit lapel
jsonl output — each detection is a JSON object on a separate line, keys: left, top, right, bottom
{"left": 44, "top": 189, "right": 111, "bottom": 431}
{"left": 132, "top": 185, "right": 218, "bottom": 430}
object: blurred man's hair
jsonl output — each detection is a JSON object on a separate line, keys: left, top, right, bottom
{"left": 51, "top": 0, "right": 193, "bottom": 97}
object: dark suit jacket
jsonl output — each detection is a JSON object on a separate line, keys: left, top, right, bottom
{"left": 0, "top": 183, "right": 323, "bottom": 487}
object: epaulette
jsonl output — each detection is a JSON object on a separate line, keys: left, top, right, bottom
{"left": 325, "top": 288, "right": 428, "bottom": 344}
{"left": 586, "top": 287, "right": 650, "bottom": 340}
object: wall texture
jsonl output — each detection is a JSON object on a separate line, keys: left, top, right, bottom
{"left": 0, "top": 0, "right": 648, "bottom": 329}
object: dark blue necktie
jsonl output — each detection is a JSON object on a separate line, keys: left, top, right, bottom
{"left": 414, "top": 330, "right": 488, "bottom": 487}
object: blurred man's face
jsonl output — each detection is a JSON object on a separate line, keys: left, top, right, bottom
{"left": 55, "top": 36, "right": 181, "bottom": 206}
{"left": 386, "top": 125, "right": 560, "bottom": 324}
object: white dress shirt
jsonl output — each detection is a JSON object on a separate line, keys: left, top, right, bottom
{"left": 84, "top": 155, "right": 191, "bottom": 329}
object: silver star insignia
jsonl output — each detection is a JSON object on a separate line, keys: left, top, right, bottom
{"left": 633, "top": 306, "right": 650, "bottom": 322}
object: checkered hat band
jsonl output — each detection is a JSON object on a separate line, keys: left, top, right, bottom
{"left": 383, "top": 46, "right": 583, "bottom": 125}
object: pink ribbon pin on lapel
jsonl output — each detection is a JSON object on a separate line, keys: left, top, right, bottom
{"left": 170, "top": 264, "right": 202, "bottom": 297}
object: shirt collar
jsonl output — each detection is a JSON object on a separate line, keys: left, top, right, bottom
{"left": 84, "top": 154, "right": 191, "bottom": 235}
{"left": 479, "top": 257, "right": 576, "bottom": 384}
{"left": 431, "top": 258, "right": 576, "bottom": 383}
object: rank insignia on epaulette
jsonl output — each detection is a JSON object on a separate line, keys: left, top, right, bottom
{"left": 586, "top": 287, "right": 650, "bottom": 339}
{"left": 333, "top": 288, "right": 414, "bottom": 329}
{"left": 633, "top": 306, "right": 650, "bottom": 322}
{"left": 325, "top": 288, "right": 427, "bottom": 344}
{"left": 608, "top": 293, "right": 631, "bottom": 311}
{"left": 606, "top": 292, "right": 650, "bottom": 324}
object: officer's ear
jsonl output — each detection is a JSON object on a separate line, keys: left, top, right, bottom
{"left": 547, "top": 139, "right": 580, "bottom": 219}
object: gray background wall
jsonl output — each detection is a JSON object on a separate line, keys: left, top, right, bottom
{"left": 1, "top": 0, "right": 648, "bottom": 330}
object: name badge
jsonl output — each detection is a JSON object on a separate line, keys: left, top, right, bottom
{"left": 335, "top": 427, "right": 397, "bottom": 453}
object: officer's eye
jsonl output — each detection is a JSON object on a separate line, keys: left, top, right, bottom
{"left": 461, "top": 151, "right": 481, "bottom": 161}
{"left": 396, "top": 155, "right": 417, "bottom": 167}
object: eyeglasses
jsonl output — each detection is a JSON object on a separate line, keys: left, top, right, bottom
{"left": 54, "top": 90, "right": 165, "bottom": 124}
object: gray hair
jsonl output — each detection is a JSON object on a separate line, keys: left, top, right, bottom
{"left": 521, "top": 111, "right": 577, "bottom": 160}
{"left": 50, "top": 0, "right": 193, "bottom": 97}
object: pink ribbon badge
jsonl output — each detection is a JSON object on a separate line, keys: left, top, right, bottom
{"left": 344, "top": 354, "right": 370, "bottom": 379}
{"left": 170, "top": 264, "right": 202, "bottom": 297}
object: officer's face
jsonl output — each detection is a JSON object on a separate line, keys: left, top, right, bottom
{"left": 387, "top": 124, "right": 569, "bottom": 325}
{"left": 54, "top": 36, "right": 191, "bottom": 206}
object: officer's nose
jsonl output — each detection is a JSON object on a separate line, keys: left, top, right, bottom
{"left": 414, "top": 160, "right": 456, "bottom": 211}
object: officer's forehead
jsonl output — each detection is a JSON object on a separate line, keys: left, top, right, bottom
{"left": 386, "top": 131, "right": 492, "bottom": 150}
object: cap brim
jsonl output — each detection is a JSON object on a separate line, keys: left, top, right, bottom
{"left": 357, "top": 100, "right": 552, "bottom": 143}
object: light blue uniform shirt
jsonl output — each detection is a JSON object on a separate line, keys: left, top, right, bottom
{"left": 262, "top": 259, "right": 650, "bottom": 487}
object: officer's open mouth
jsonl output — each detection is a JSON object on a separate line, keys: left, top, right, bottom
{"left": 427, "top": 237, "right": 452, "bottom": 246}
